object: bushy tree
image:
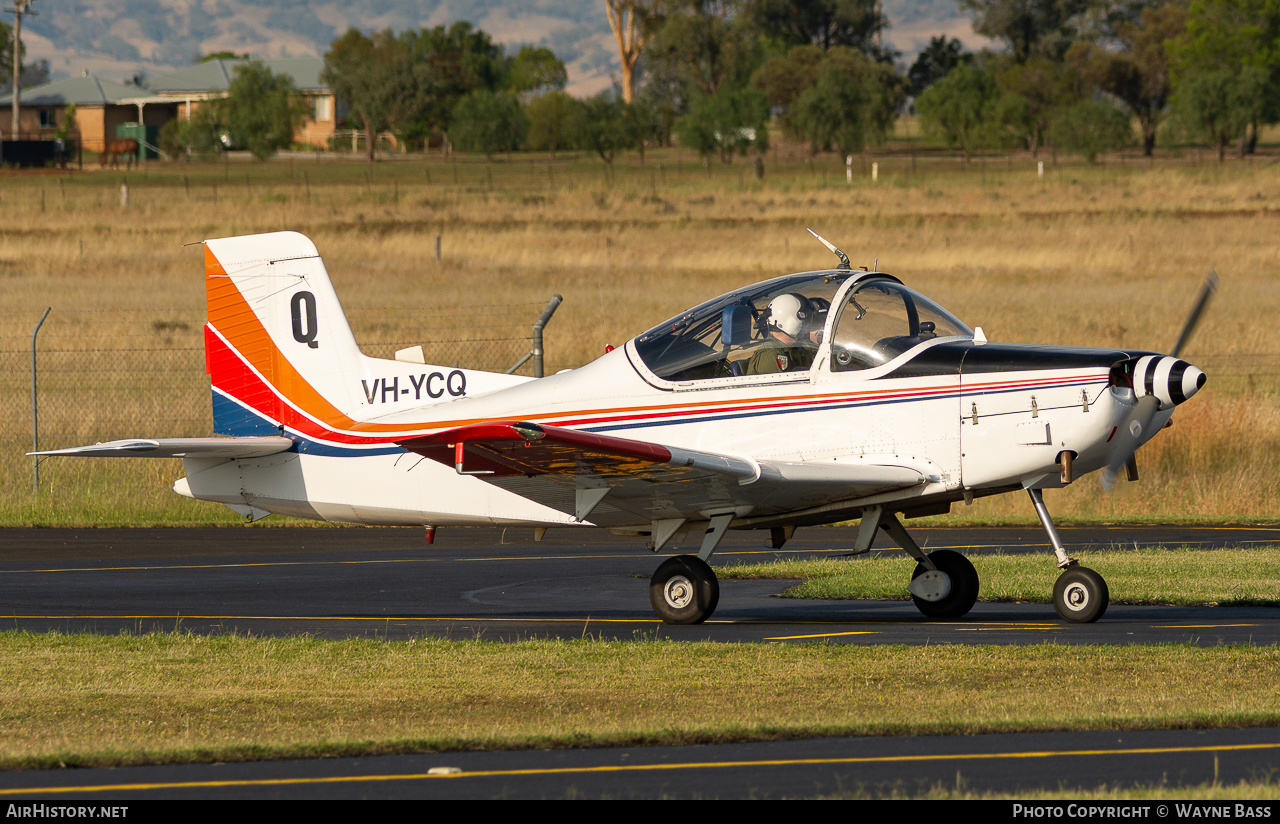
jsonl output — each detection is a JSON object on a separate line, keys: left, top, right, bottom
{"left": 1067, "top": 3, "right": 1187, "bottom": 156}
{"left": 916, "top": 63, "right": 1026, "bottom": 160}
{"left": 908, "top": 35, "right": 972, "bottom": 97}
{"left": 1049, "top": 98, "right": 1134, "bottom": 162}
{"left": 224, "top": 60, "right": 310, "bottom": 160}
{"left": 745, "top": 0, "right": 890, "bottom": 58}
{"left": 569, "top": 91, "right": 643, "bottom": 165}
{"left": 450, "top": 89, "right": 527, "bottom": 158}
{"left": 960, "top": 0, "right": 1093, "bottom": 63}
{"left": 159, "top": 101, "right": 224, "bottom": 160}
{"left": 751, "top": 44, "right": 825, "bottom": 116}
{"left": 674, "top": 87, "right": 769, "bottom": 163}
{"left": 785, "top": 47, "right": 903, "bottom": 158}
{"left": 322, "top": 29, "right": 407, "bottom": 161}
{"left": 1169, "top": 0, "right": 1280, "bottom": 160}
{"left": 525, "top": 90, "right": 578, "bottom": 158}
{"left": 508, "top": 46, "right": 567, "bottom": 97}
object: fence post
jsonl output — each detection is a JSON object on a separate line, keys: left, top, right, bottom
{"left": 30, "top": 306, "right": 51, "bottom": 492}
{"left": 532, "top": 294, "right": 563, "bottom": 378}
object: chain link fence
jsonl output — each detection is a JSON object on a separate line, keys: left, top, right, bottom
{"left": 1, "top": 299, "right": 560, "bottom": 506}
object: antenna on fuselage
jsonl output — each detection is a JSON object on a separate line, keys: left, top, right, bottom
{"left": 806, "top": 228, "right": 851, "bottom": 270}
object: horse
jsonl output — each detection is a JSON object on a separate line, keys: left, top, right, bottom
{"left": 100, "top": 138, "right": 139, "bottom": 170}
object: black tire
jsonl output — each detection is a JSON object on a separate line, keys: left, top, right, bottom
{"left": 649, "top": 555, "right": 719, "bottom": 625}
{"left": 910, "top": 549, "right": 979, "bottom": 619}
{"left": 1053, "top": 566, "right": 1109, "bottom": 623}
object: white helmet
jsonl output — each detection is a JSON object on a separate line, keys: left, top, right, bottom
{"left": 765, "top": 293, "right": 811, "bottom": 339}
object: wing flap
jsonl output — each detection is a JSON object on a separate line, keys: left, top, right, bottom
{"left": 399, "top": 422, "right": 929, "bottom": 527}
{"left": 28, "top": 437, "right": 294, "bottom": 459}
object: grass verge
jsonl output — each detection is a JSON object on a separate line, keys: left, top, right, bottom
{"left": 1, "top": 632, "right": 1279, "bottom": 771}
{"left": 718, "top": 546, "right": 1280, "bottom": 607}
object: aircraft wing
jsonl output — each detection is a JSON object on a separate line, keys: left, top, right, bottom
{"left": 398, "top": 422, "right": 931, "bottom": 528}
{"left": 28, "top": 437, "right": 295, "bottom": 459}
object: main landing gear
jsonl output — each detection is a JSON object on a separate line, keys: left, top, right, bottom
{"left": 856, "top": 506, "right": 981, "bottom": 619}
{"left": 649, "top": 555, "right": 719, "bottom": 624}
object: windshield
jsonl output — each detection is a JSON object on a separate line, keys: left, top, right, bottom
{"left": 633, "top": 271, "right": 854, "bottom": 381}
{"left": 830, "top": 278, "right": 972, "bottom": 371}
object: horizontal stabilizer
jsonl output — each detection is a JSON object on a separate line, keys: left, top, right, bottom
{"left": 29, "top": 437, "right": 294, "bottom": 459}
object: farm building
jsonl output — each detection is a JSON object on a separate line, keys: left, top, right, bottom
{"left": 1, "top": 57, "right": 337, "bottom": 156}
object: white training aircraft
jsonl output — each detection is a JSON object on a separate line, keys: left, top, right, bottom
{"left": 33, "top": 230, "right": 1211, "bottom": 625}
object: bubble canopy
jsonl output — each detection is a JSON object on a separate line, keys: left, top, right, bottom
{"left": 631, "top": 271, "right": 973, "bottom": 382}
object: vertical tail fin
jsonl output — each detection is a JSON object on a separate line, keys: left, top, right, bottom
{"left": 202, "top": 232, "right": 530, "bottom": 440}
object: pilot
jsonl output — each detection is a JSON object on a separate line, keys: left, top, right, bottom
{"left": 745, "top": 293, "right": 819, "bottom": 375}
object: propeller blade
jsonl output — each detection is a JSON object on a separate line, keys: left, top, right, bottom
{"left": 1171, "top": 270, "right": 1219, "bottom": 358}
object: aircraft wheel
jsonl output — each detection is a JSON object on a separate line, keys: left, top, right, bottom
{"left": 649, "top": 555, "right": 719, "bottom": 625}
{"left": 1053, "top": 566, "right": 1109, "bottom": 623}
{"left": 910, "top": 549, "right": 979, "bottom": 619}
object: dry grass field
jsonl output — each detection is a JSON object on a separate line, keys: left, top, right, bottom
{"left": 2, "top": 139, "right": 1277, "bottom": 524}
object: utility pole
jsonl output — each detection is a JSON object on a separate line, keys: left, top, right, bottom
{"left": 7, "top": 0, "right": 36, "bottom": 142}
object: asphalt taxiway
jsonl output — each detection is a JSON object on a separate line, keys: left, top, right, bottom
{"left": 1, "top": 525, "right": 1278, "bottom": 799}
{"left": 1, "top": 524, "right": 1277, "bottom": 643}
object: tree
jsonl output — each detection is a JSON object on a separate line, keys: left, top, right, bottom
{"left": 646, "top": 0, "right": 761, "bottom": 98}
{"left": 995, "top": 57, "right": 1080, "bottom": 155}
{"left": 1169, "top": 0, "right": 1280, "bottom": 160}
{"left": 908, "top": 35, "right": 972, "bottom": 97}
{"left": 322, "top": 29, "right": 407, "bottom": 161}
{"left": 751, "top": 43, "right": 825, "bottom": 114}
{"left": 450, "top": 89, "right": 527, "bottom": 158}
{"left": 916, "top": 63, "right": 1026, "bottom": 160}
{"left": 1049, "top": 98, "right": 1133, "bottom": 161}
{"left": 401, "top": 22, "right": 512, "bottom": 146}
{"left": 745, "top": 0, "right": 890, "bottom": 58}
{"left": 508, "top": 46, "right": 567, "bottom": 97}
{"left": 606, "top": 0, "right": 661, "bottom": 104}
{"left": 1067, "top": 3, "right": 1188, "bottom": 156}
{"left": 784, "top": 48, "right": 902, "bottom": 158}
{"left": 570, "top": 91, "right": 643, "bottom": 164}
{"left": 224, "top": 60, "right": 310, "bottom": 160}
{"left": 0, "top": 18, "right": 46, "bottom": 94}
{"left": 674, "top": 86, "right": 769, "bottom": 162}
{"left": 960, "top": 0, "right": 1093, "bottom": 63}
{"left": 526, "top": 90, "right": 578, "bottom": 157}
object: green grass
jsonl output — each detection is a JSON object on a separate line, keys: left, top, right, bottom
{"left": 1, "top": 632, "right": 1278, "bottom": 771}
{"left": 718, "top": 546, "right": 1280, "bottom": 607}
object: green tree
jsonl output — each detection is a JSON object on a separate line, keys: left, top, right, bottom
{"left": 322, "top": 29, "right": 407, "bottom": 161}
{"left": 784, "top": 47, "right": 902, "bottom": 158}
{"left": 401, "top": 22, "right": 513, "bottom": 147}
{"left": 526, "top": 90, "right": 578, "bottom": 158}
{"left": 745, "top": 0, "right": 890, "bottom": 58}
{"left": 570, "top": 91, "right": 643, "bottom": 165}
{"left": 159, "top": 101, "right": 224, "bottom": 160}
{"left": 1169, "top": 0, "right": 1280, "bottom": 160}
{"left": 995, "top": 57, "right": 1080, "bottom": 156}
{"left": 916, "top": 63, "right": 1026, "bottom": 160}
{"left": 646, "top": 0, "right": 762, "bottom": 98}
{"left": 1067, "top": 3, "right": 1188, "bottom": 156}
{"left": 908, "top": 35, "right": 972, "bottom": 97}
{"left": 1049, "top": 98, "right": 1134, "bottom": 162}
{"left": 751, "top": 43, "right": 825, "bottom": 115}
{"left": 507, "top": 46, "right": 567, "bottom": 97}
{"left": 960, "top": 0, "right": 1093, "bottom": 63}
{"left": 450, "top": 89, "right": 527, "bottom": 158}
{"left": 674, "top": 87, "right": 769, "bottom": 162}
{"left": 224, "top": 60, "right": 309, "bottom": 160}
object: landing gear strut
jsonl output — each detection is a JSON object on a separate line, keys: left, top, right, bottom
{"left": 1028, "top": 488, "right": 1110, "bottom": 623}
{"left": 857, "top": 507, "right": 981, "bottom": 619}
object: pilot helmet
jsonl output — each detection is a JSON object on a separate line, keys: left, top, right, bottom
{"left": 765, "top": 293, "right": 813, "bottom": 339}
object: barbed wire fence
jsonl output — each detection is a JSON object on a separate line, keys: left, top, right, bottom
{"left": 2, "top": 298, "right": 561, "bottom": 501}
